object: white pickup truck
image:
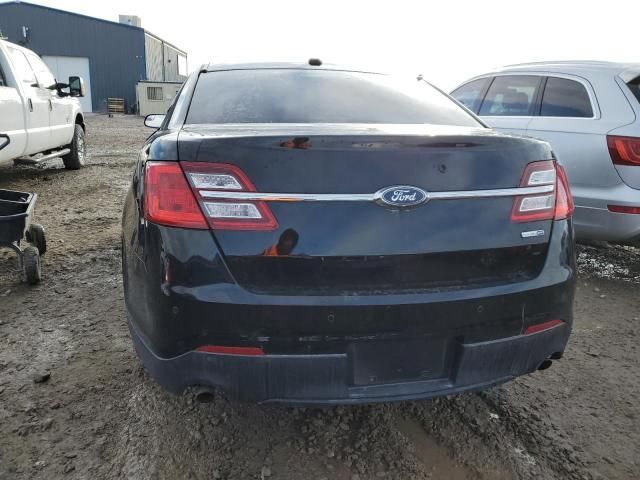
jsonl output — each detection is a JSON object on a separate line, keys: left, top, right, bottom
{"left": 0, "top": 39, "right": 86, "bottom": 169}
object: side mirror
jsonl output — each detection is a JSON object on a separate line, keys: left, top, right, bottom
{"left": 144, "top": 114, "right": 166, "bottom": 129}
{"left": 68, "top": 76, "right": 85, "bottom": 97}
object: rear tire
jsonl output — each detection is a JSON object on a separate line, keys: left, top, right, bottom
{"left": 27, "top": 223, "right": 47, "bottom": 255}
{"left": 23, "top": 246, "right": 41, "bottom": 284}
{"left": 62, "top": 124, "right": 86, "bottom": 170}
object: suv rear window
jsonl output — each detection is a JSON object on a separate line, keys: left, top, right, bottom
{"left": 627, "top": 76, "right": 640, "bottom": 104}
{"left": 185, "top": 69, "right": 481, "bottom": 126}
{"left": 541, "top": 77, "right": 593, "bottom": 117}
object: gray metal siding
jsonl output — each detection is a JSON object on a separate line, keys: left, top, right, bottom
{"left": 144, "top": 33, "right": 187, "bottom": 83}
{"left": 0, "top": 2, "right": 146, "bottom": 112}
{"left": 144, "top": 33, "right": 163, "bottom": 82}
{"left": 163, "top": 44, "right": 186, "bottom": 82}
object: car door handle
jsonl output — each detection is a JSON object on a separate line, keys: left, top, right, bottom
{"left": 28, "top": 98, "right": 33, "bottom": 112}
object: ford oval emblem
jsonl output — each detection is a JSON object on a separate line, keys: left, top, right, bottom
{"left": 375, "top": 185, "right": 429, "bottom": 209}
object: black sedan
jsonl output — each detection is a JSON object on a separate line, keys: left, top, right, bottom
{"left": 122, "top": 61, "right": 576, "bottom": 404}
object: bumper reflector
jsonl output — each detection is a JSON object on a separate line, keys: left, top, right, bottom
{"left": 196, "top": 345, "right": 265, "bottom": 356}
{"left": 608, "top": 205, "right": 640, "bottom": 215}
{"left": 524, "top": 319, "right": 564, "bottom": 335}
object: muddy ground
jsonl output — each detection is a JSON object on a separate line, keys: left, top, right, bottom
{"left": 0, "top": 115, "right": 638, "bottom": 480}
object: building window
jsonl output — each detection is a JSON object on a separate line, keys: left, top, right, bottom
{"left": 147, "top": 86, "right": 163, "bottom": 101}
{"left": 178, "top": 55, "right": 187, "bottom": 76}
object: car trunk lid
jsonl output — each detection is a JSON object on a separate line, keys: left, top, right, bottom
{"left": 176, "top": 123, "right": 556, "bottom": 293}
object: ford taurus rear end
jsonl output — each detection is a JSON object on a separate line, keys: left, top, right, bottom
{"left": 121, "top": 63, "right": 576, "bottom": 404}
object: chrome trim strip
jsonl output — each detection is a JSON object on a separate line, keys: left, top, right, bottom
{"left": 200, "top": 192, "right": 375, "bottom": 202}
{"left": 199, "top": 184, "right": 555, "bottom": 202}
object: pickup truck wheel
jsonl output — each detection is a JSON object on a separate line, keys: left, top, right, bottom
{"left": 62, "top": 125, "right": 86, "bottom": 170}
{"left": 23, "top": 246, "right": 41, "bottom": 285}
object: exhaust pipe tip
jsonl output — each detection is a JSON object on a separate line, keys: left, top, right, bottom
{"left": 194, "top": 386, "right": 216, "bottom": 403}
{"left": 538, "top": 359, "right": 553, "bottom": 371}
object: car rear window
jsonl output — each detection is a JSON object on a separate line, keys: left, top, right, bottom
{"left": 540, "top": 77, "right": 593, "bottom": 117}
{"left": 185, "top": 69, "right": 481, "bottom": 126}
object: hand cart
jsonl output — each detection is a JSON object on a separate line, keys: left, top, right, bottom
{"left": 0, "top": 188, "right": 47, "bottom": 284}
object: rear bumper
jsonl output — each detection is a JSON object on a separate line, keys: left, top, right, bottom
{"left": 129, "top": 318, "right": 570, "bottom": 405}
{"left": 573, "top": 205, "right": 640, "bottom": 244}
{"left": 573, "top": 185, "right": 640, "bottom": 243}
{"left": 123, "top": 217, "right": 576, "bottom": 403}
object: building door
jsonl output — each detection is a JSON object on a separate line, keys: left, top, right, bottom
{"left": 43, "top": 56, "right": 92, "bottom": 113}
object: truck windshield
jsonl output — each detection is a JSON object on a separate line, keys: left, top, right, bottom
{"left": 186, "top": 69, "right": 481, "bottom": 127}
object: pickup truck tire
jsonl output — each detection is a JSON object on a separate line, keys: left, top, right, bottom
{"left": 62, "top": 125, "right": 86, "bottom": 170}
{"left": 23, "top": 246, "right": 41, "bottom": 285}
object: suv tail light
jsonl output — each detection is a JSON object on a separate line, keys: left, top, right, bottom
{"left": 511, "top": 160, "right": 574, "bottom": 222}
{"left": 181, "top": 162, "right": 278, "bottom": 231}
{"left": 607, "top": 135, "right": 640, "bottom": 166}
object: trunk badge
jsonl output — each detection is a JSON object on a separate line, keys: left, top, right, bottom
{"left": 521, "top": 229, "right": 545, "bottom": 238}
{"left": 375, "top": 186, "right": 429, "bottom": 209}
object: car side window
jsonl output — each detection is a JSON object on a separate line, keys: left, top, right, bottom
{"left": 451, "top": 78, "right": 490, "bottom": 113}
{"left": 7, "top": 47, "right": 37, "bottom": 85}
{"left": 25, "top": 52, "right": 56, "bottom": 88}
{"left": 540, "top": 77, "right": 593, "bottom": 117}
{"left": 0, "top": 63, "right": 6, "bottom": 87}
{"left": 479, "top": 75, "right": 540, "bottom": 116}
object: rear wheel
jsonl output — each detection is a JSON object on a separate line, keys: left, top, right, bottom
{"left": 23, "top": 246, "right": 41, "bottom": 284}
{"left": 62, "top": 124, "right": 86, "bottom": 170}
{"left": 26, "top": 223, "right": 47, "bottom": 255}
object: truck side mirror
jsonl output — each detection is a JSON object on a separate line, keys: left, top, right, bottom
{"left": 68, "top": 76, "right": 85, "bottom": 97}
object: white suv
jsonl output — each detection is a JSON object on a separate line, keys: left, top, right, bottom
{"left": 0, "top": 39, "right": 86, "bottom": 169}
{"left": 452, "top": 62, "right": 640, "bottom": 244}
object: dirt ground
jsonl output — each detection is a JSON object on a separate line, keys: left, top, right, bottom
{"left": 0, "top": 114, "right": 638, "bottom": 480}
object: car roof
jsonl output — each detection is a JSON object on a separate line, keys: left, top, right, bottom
{"left": 202, "top": 61, "right": 385, "bottom": 75}
{"left": 490, "top": 61, "right": 640, "bottom": 83}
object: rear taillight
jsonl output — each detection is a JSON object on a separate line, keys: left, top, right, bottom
{"left": 144, "top": 162, "right": 208, "bottom": 229}
{"left": 181, "top": 162, "right": 278, "bottom": 231}
{"left": 511, "top": 161, "right": 574, "bottom": 222}
{"left": 607, "top": 135, "right": 640, "bottom": 166}
{"left": 553, "top": 164, "right": 574, "bottom": 220}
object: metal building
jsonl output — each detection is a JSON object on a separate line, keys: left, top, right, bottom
{"left": 0, "top": 1, "right": 187, "bottom": 112}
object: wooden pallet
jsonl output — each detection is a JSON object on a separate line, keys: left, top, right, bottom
{"left": 107, "top": 98, "right": 125, "bottom": 114}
